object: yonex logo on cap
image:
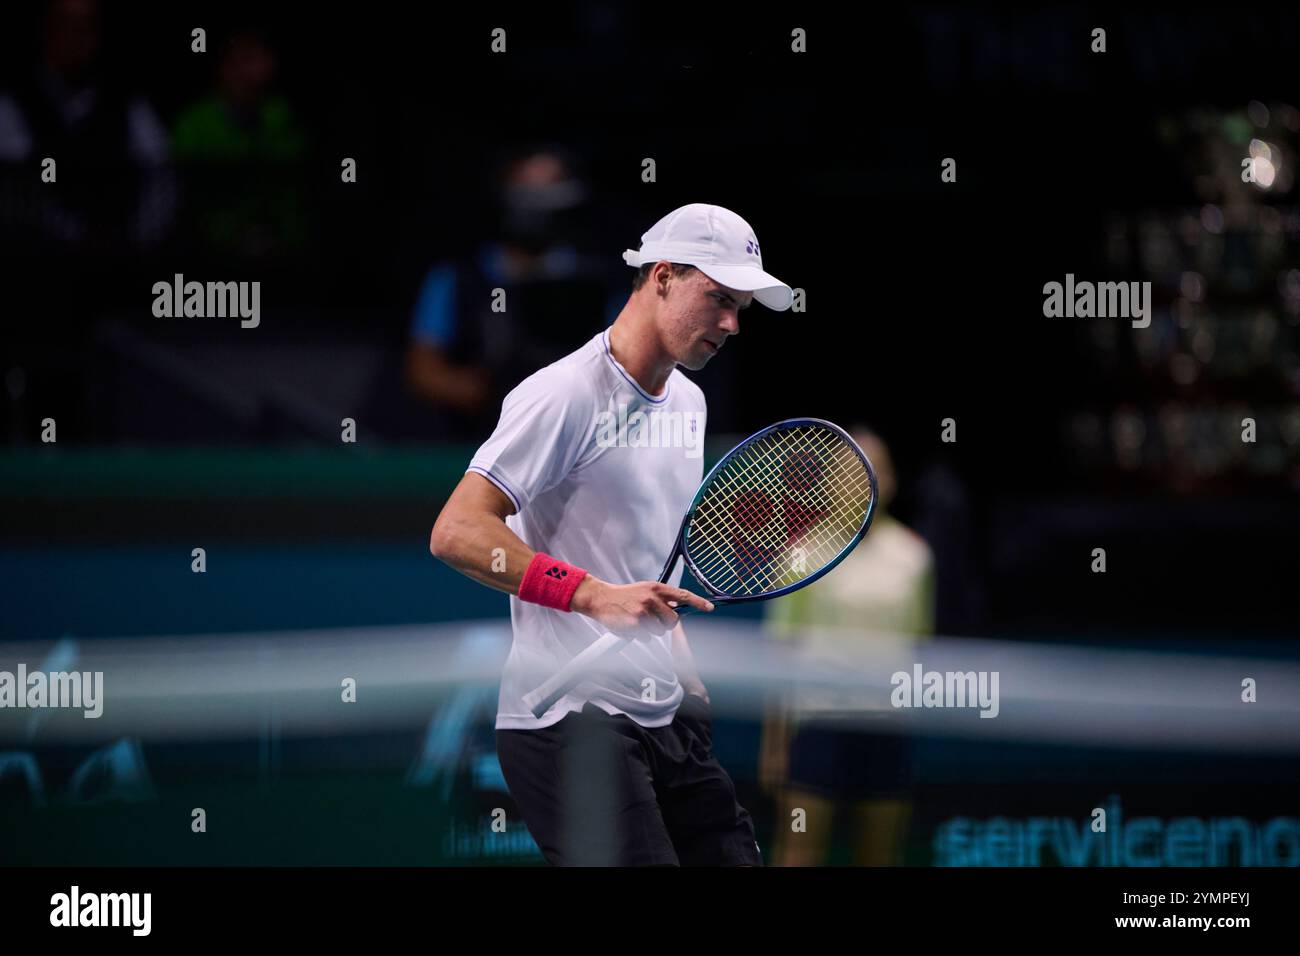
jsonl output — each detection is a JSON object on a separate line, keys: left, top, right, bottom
{"left": 745, "top": 239, "right": 760, "bottom": 256}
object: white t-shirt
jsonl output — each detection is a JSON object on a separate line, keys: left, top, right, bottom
{"left": 468, "top": 328, "right": 707, "bottom": 729}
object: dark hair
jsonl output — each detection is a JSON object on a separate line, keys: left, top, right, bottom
{"left": 630, "top": 261, "right": 696, "bottom": 292}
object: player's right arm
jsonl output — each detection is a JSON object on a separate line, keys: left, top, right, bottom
{"left": 428, "top": 472, "right": 534, "bottom": 594}
{"left": 429, "top": 472, "right": 712, "bottom": 638}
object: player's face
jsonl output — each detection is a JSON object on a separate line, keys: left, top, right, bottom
{"left": 663, "top": 270, "right": 752, "bottom": 370}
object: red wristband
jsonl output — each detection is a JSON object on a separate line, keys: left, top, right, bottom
{"left": 518, "top": 553, "right": 588, "bottom": 611}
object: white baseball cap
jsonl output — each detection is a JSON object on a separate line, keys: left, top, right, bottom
{"left": 622, "top": 203, "right": 793, "bottom": 311}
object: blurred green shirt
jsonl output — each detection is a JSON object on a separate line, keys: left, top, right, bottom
{"left": 766, "top": 514, "right": 933, "bottom": 637}
{"left": 172, "top": 96, "right": 305, "bottom": 163}
{"left": 763, "top": 513, "right": 935, "bottom": 720}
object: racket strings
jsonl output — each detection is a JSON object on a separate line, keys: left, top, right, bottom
{"left": 697, "top": 430, "right": 864, "bottom": 574}
{"left": 693, "top": 429, "right": 859, "bottom": 575}
{"left": 712, "top": 438, "right": 867, "bottom": 591}
{"left": 692, "top": 438, "right": 865, "bottom": 594}
{"left": 688, "top": 425, "right": 872, "bottom": 596}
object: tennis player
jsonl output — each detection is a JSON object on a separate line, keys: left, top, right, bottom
{"left": 429, "top": 203, "right": 793, "bottom": 865}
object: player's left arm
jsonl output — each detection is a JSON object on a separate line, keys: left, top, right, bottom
{"left": 671, "top": 622, "right": 709, "bottom": 704}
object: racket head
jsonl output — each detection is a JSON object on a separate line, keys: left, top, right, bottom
{"left": 678, "top": 418, "right": 878, "bottom": 605}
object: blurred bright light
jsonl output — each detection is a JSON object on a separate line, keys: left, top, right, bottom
{"left": 1249, "top": 138, "right": 1274, "bottom": 160}
{"left": 1253, "top": 157, "right": 1278, "bottom": 188}
{"left": 1248, "top": 140, "right": 1279, "bottom": 189}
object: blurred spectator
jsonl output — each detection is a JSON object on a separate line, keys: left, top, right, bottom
{"left": 400, "top": 146, "right": 618, "bottom": 441}
{"left": 171, "top": 28, "right": 307, "bottom": 256}
{"left": 0, "top": 0, "right": 174, "bottom": 247}
{"left": 759, "top": 427, "right": 935, "bottom": 866}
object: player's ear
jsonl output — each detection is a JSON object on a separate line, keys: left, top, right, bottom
{"left": 652, "top": 261, "right": 674, "bottom": 294}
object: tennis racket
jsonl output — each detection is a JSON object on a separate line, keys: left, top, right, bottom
{"left": 521, "top": 417, "right": 878, "bottom": 718}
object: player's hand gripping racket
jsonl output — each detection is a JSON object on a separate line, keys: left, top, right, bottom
{"left": 521, "top": 418, "right": 878, "bottom": 718}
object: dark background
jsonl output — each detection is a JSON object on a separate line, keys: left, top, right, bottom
{"left": 4, "top": 2, "right": 1299, "bottom": 635}
{"left": 0, "top": 2, "right": 1297, "bottom": 866}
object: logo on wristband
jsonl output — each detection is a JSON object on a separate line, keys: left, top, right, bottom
{"left": 520, "top": 553, "right": 587, "bottom": 611}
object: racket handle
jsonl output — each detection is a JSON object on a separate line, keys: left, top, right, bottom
{"left": 522, "top": 631, "right": 625, "bottom": 719}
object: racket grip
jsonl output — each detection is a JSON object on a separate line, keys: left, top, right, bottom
{"left": 522, "top": 631, "right": 625, "bottom": 719}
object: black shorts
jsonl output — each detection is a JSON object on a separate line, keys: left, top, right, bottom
{"left": 496, "top": 694, "right": 763, "bottom": 866}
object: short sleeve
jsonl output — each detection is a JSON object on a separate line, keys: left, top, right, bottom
{"left": 467, "top": 368, "right": 595, "bottom": 513}
{"left": 410, "top": 264, "right": 457, "bottom": 346}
